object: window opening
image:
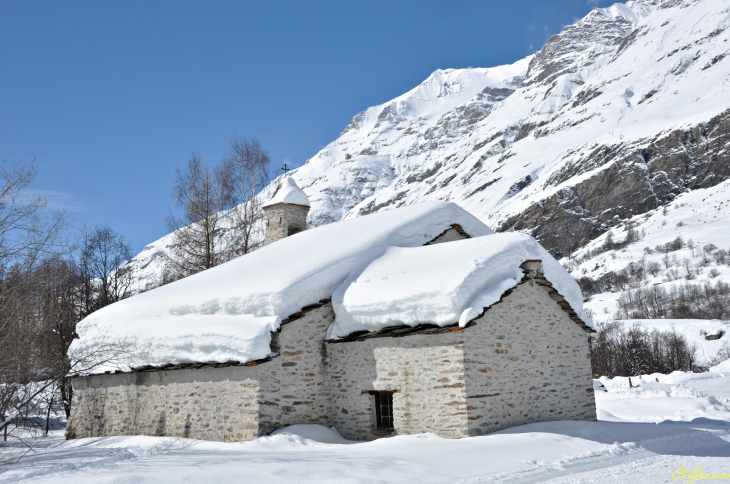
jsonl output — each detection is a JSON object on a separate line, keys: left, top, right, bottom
{"left": 374, "top": 392, "right": 394, "bottom": 430}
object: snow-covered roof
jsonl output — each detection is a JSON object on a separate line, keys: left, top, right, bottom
{"left": 71, "top": 201, "right": 592, "bottom": 374}
{"left": 329, "top": 232, "right": 592, "bottom": 339}
{"left": 263, "top": 177, "right": 310, "bottom": 207}
{"left": 70, "top": 202, "right": 492, "bottom": 372}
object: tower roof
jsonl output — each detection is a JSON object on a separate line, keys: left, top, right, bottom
{"left": 263, "top": 177, "right": 310, "bottom": 208}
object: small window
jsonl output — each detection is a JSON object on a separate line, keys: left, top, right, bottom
{"left": 374, "top": 392, "right": 394, "bottom": 430}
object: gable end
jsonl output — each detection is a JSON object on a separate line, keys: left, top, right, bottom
{"left": 424, "top": 223, "right": 472, "bottom": 245}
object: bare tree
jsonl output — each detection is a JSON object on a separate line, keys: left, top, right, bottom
{"left": 221, "top": 135, "right": 270, "bottom": 256}
{"left": 0, "top": 162, "right": 139, "bottom": 460}
{"left": 1, "top": 253, "right": 138, "bottom": 460}
{"left": 1, "top": 313, "right": 139, "bottom": 462}
{"left": 0, "top": 161, "right": 67, "bottom": 268}
{"left": 615, "top": 280, "right": 730, "bottom": 321}
{"left": 589, "top": 321, "right": 697, "bottom": 377}
{"left": 76, "top": 224, "right": 133, "bottom": 316}
{"left": 0, "top": 161, "right": 71, "bottom": 455}
{"left": 163, "top": 152, "right": 229, "bottom": 280}
{"left": 0, "top": 161, "right": 69, "bottom": 385}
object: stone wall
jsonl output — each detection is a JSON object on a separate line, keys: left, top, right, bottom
{"left": 463, "top": 282, "right": 596, "bottom": 436}
{"left": 66, "top": 366, "right": 262, "bottom": 442}
{"left": 324, "top": 281, "right": 595, "bottom": 440}
{"left": 66, "top": 281, "right": 595, "bottom": 443}
{"left": 424, "top": 226, "right": 470, "bottom": 245}
{"left": 263, "top": 203, "right": 310, "bottom": 245}
{"left": 258, "top": 304, "right": 333, "bottom": 434}
{"left": 326, "top": 336, "right": 469, "bottom": 440}
{"left": 66, "top": 304, "right": 334, "bottom": 441}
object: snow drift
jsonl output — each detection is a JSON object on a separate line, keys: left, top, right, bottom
{"left": 263, "top": 177, "right": 310, "bottom": 207}
{"left": 70, "top": 202, "right": 490, "bottom": 371}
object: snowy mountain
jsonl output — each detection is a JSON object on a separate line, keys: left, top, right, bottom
{"left": 290, "top": 0, "right": 728, "bottom": 255}
{"left": 127, "top": 0, "right": 730, "bottom": 314}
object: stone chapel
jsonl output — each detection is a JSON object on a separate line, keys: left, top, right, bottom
{"left": 66, "top": 177, "right": 597, "bottom": 442}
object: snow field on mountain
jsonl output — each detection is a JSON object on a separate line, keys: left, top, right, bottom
{"left": 285, "top": 0, "right": 730, "bottom": 234}
{"left": 3, "top": 367, "right": 730, "bottom": 483}
{"left": 573, "top": 179, "right": 730, "bottom": 321}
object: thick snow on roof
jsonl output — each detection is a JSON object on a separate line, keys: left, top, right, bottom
{"left": 329, "top": 232, "right": 592, "bottom": 339}
{"left": 262, "top": 177, "right": 310, "bottom": 207}
{"left": 70, "top": 202, "right": 492, "bottom": 372}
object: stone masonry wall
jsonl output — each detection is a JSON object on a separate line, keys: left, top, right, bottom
{"left": 66, "top": 281, "right": 595, "bottom": 443}
{"left": 463, "top": 282, "right": 596, "bottom": 436}
{"left": 263, "top": 203, "right": 310, "bottom": 245}
{"left": 258, "top": 304, "right": 333, "bottom": 435}
{"left": 66, "top": 366, "right": 262, "bottom": 442}
{"left": 326, "top": 337, "right": 469, "bottom": 440}
{"left": 424, "top": 227, "right": 468, "bottom": 245}
{"left": 324, "top": 281, "right": 595, "bottom": 440}
{"left": 66, "top": 304, "right": 335, "bottom": 441}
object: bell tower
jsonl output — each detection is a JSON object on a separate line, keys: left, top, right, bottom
{"left": 262, "top": 177, "right": 311, "bottom": 245}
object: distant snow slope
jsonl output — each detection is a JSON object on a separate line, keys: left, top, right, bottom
{"left": 283, "top": 0, "right": 730, "bottom": 257}
{"left": 576, "top": 179, "right": 730, "bottom": 322}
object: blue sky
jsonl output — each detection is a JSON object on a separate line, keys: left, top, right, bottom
{"left": 0, "top": 0, "right": 614, "bottom": 252}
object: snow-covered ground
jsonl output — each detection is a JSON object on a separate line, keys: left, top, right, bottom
{"left": 3, "top": 365, "right": 730, "bottom": 483}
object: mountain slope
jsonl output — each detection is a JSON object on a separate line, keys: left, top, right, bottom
{"left": 128, "top": 0, "right": 730, "bottom": 301}
{"left": 289, "top": 0, "right": 730, "bottom": 259}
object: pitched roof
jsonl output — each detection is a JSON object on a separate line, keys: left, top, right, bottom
{"left": 262, "top": 177, "right": 310, "bottom": 207}
{"left": 329, "top": 231, "right": 593, "bottom": 339}
{"left": 71, "top": 202, "right": 492, "bottom": 373}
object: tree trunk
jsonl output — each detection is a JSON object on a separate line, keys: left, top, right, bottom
{"left": 45, "top": 397, "right": 53, "bottom": 435}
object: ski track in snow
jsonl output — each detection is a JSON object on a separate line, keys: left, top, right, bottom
{"left": 2, "top": 423, "right": 729, "bottom": 483}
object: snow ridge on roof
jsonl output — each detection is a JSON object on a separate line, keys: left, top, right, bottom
{"left": 263, "top": 177, "right": 310, "bottom": 207}
{"left": 71, "top": 201, "right": 593, "bottom": 373}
